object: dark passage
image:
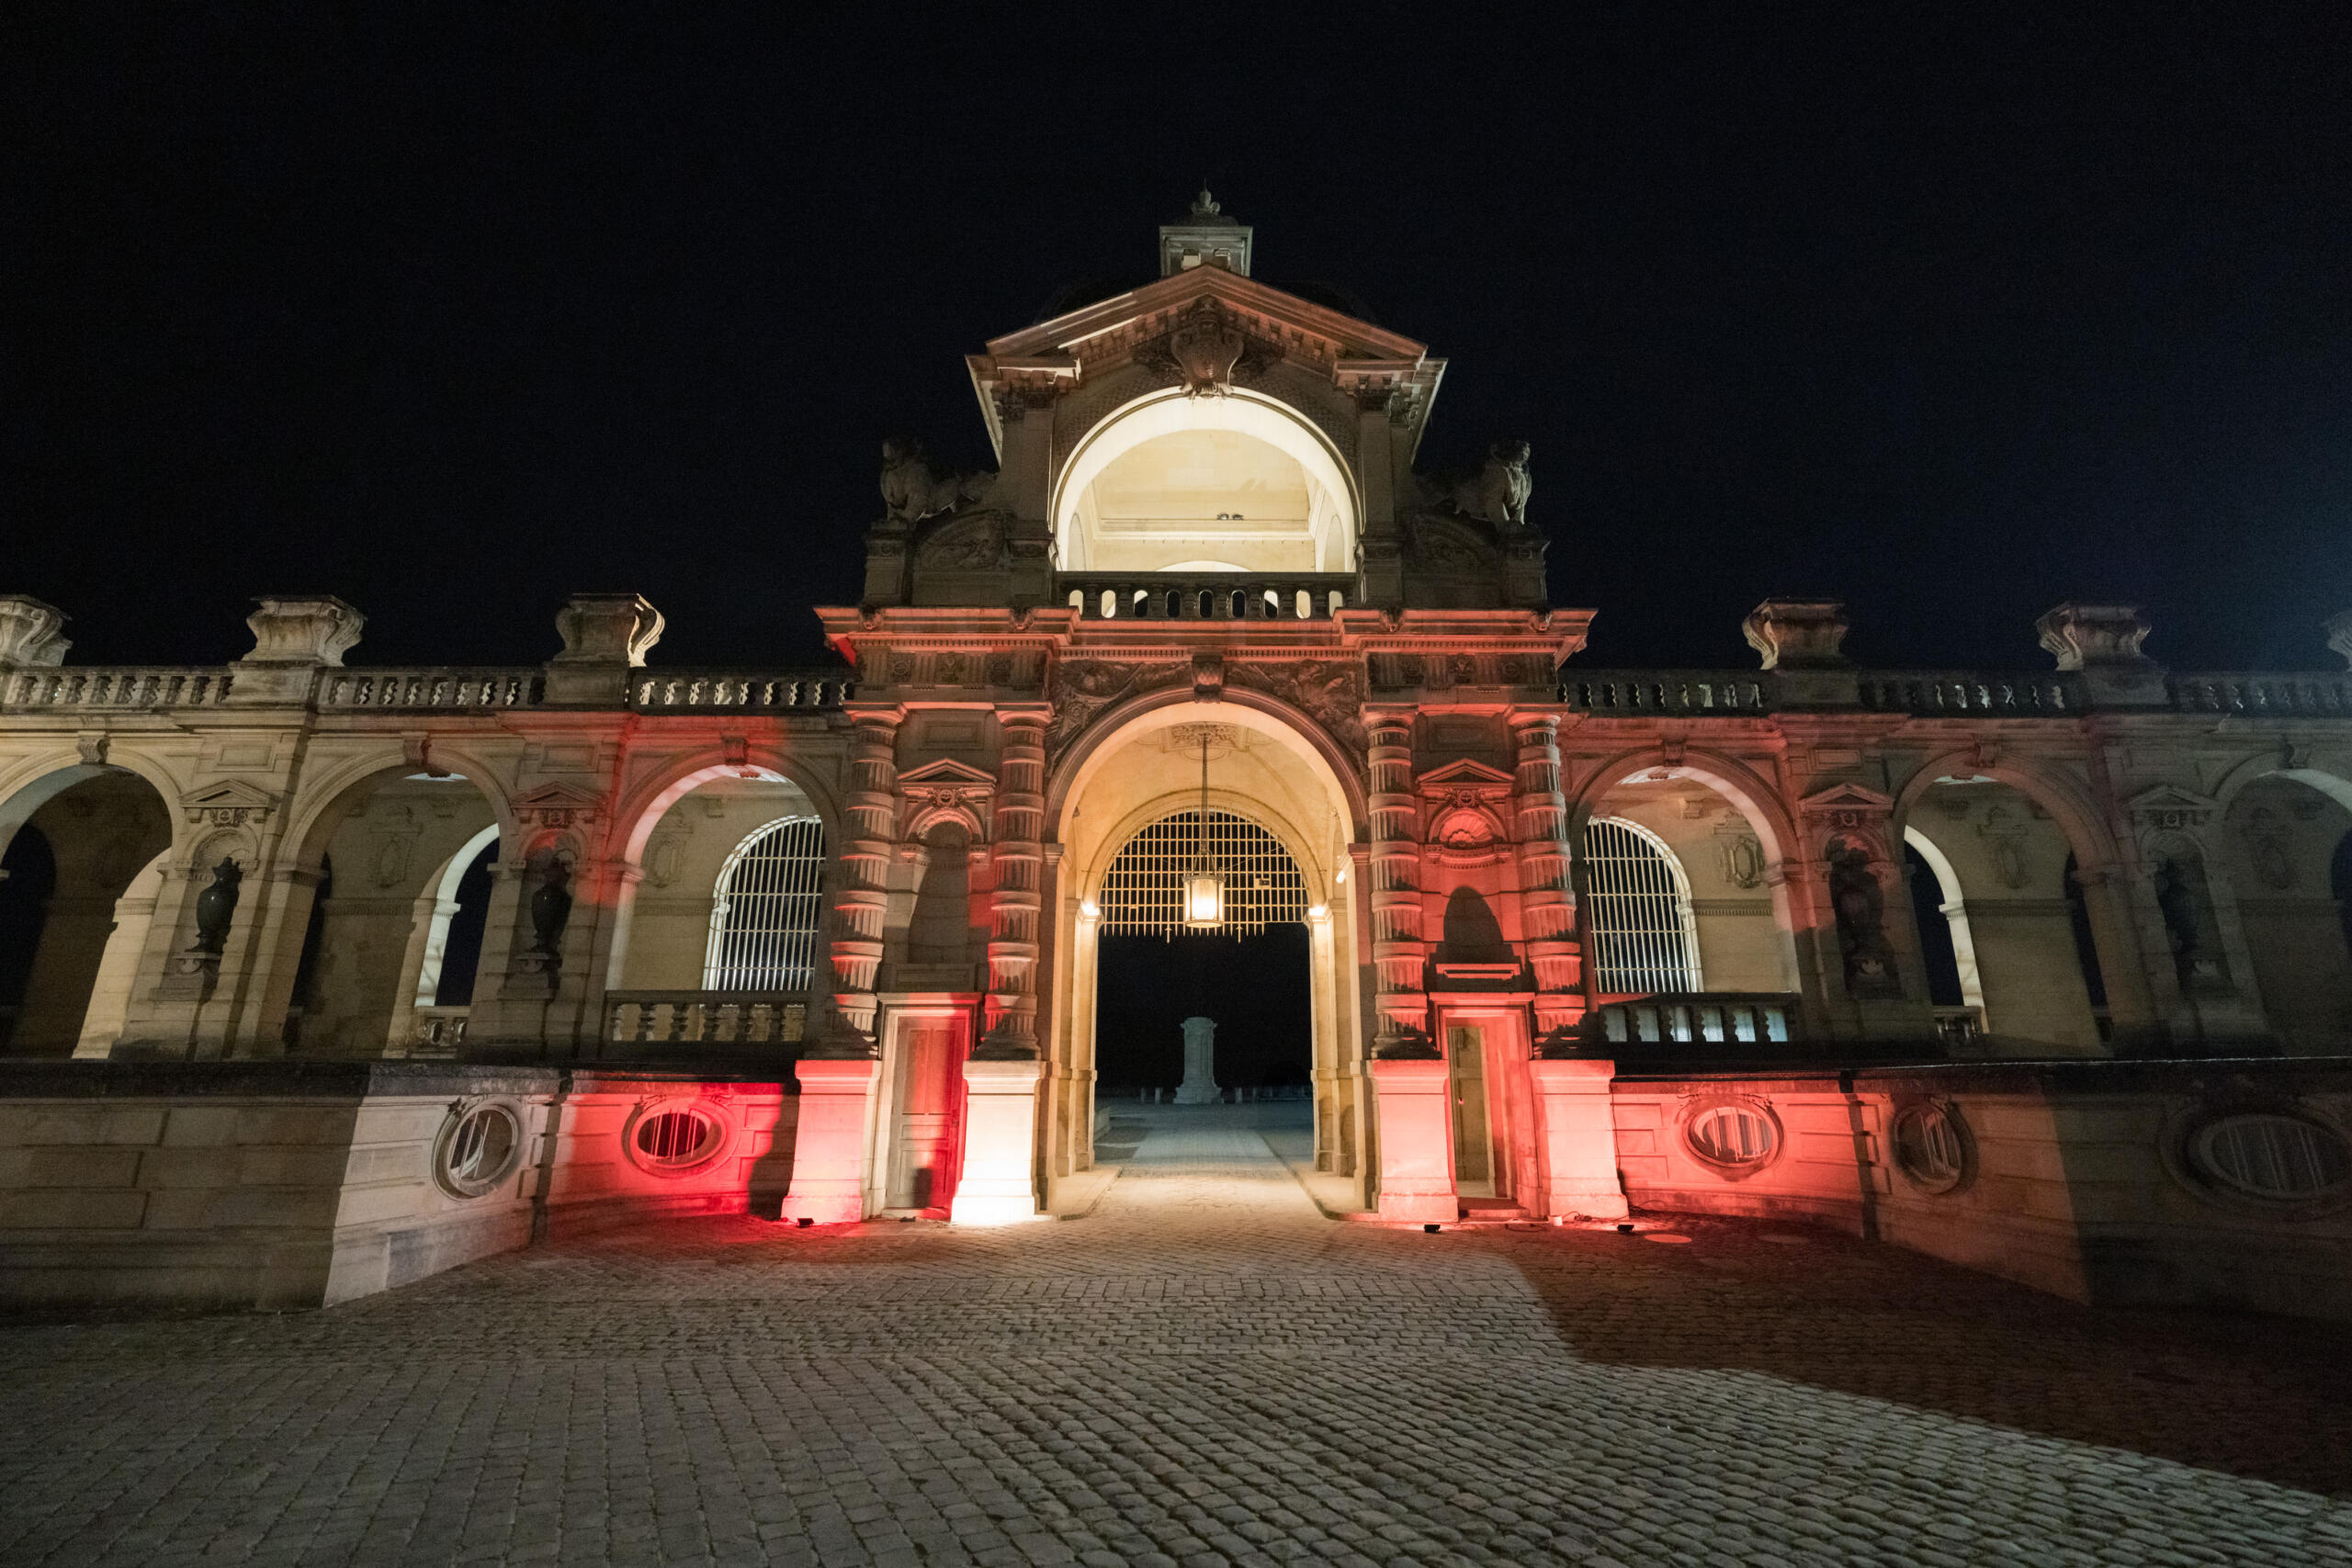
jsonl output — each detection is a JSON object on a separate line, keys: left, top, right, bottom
{"left": 1095, "top": 925, "right": 1309, "bottom": 1091}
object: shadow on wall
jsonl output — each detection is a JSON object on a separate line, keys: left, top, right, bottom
{"left": 1481, "top": 1214, "right": 2352, "bottom": 1496}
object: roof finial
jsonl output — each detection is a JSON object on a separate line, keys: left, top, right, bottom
{"left": 1192, "top": 185, "right": 1220, "bottom": 219}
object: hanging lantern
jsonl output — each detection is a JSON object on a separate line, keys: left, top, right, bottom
{"left": 1183, "top": 731, "right": 1224, "bottom": 929}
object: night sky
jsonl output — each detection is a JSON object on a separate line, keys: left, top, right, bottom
{"left": 8, "top": 6, "right": 2352, "bottom": 674}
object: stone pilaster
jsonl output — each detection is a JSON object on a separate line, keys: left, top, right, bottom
{"left": 1366, "top": 712, "right": 1430, "bottom": 1053}
{"left": 827, "top": 707, "right": 901, "bottom": 1047}
{"left": 980, "top": 709, "right": 1047, "bottom": 1056}
{"left": 1510, "top": 713, "right": 1582, "bottom": 1049}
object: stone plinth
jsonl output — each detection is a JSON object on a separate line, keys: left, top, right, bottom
{"left": 1531, "top": 1056, "right": 1628, "bottom": 1219}
{"left": 1173, "top": 1015, "right": 1221, "bottom": 1104}
{"left": 777, "top": 1055, "right": 880, "bottom": 1224}
{"left": 950, "top": 1055, "right": 1044, "bottom": 1225}
{"left": 1371, "top": 1056, "right": 1456, "bottom": 1223}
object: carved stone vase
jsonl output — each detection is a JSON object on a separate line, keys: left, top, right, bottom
{"left": 528, "top": 862, "right": 573, "bottom": 958}
{"left": 189, "top": 858, "right": 243, "bottom": 954}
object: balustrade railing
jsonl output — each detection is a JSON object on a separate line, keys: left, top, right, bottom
{"left": 1592, "top": 993, "right": 1800, "bottom": 1048}
{"left": 1057, "top": 572, "right": 1354, "bottom": 623}
{"left": 1858, "top": 671, "right": 2076, "bottom": 716}
{"left": 603, "top": 990, "right": 807, "bottom": 1048}
{"left": 630, "top": 671, "right": 852, "bottom": 711}
{"left": 317, "top": 669, "right": 542, "bottom": 709}
{"left": 2, "top": 667, "right": 234, "bottom": 709}
{"left": 2167, "top": 671, "right": 2352, "bottom": 716}
{"left": 405, "top": 1007, "right": 470, "bottom": 1056}
{"left": 1933, "top": 1005, "right": 1984, "bottom": 1052}
{"left": 1558, "top": 671, "right": 1771, "bottom": 715}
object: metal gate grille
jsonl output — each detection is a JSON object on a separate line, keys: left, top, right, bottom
{"left": 1580, "top": 816, "right": 1702, "bottom": 994}
{"left": 1098, "top": 809, "right": 1307, "bottom": 935}
{"left": 703, "top": 816, "right": 827, "bottom": 989}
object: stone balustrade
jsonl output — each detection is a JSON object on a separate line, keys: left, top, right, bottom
{"left": 1592, "top": 992, "right": 1801, "bottom": 1049}
{"left": 1857, "top": 671, "right": 2077, "bottom": 716}
{"left": 2, "top": 667, "right": 234, "bottom": 710}
{"left": 1057, "top": 572, "right": 1354, "bottom": 622}
{"left": 1558, "top": 671, "right": 1771, "bottom": 715}
{"left": 603, "top": 991, "right": 808, "bottom": 1053}
{"left": 628, "top": 671, "right": 852, "bottom": 710}
{"left": 2167, "top": 671, "right": 2352, "bottom": 716}
{"left": 317, "top": 669, "right": 543, "bottom": 709}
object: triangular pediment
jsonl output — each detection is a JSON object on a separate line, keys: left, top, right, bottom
{"left": 1419, "top": 758, "right": 1516, "bottom": 790}
{"left": 2127, "top": 784, "right": 2220, "bottom": 816}
{"left": 514, "top": 781, "right": 605, "bottom": 813}
{"left": 181, "top": 779, "right": 278, "bottom": 820}
{"left": 899, "top": 758, "right": 996, "bottom": 786}
{"left": 981, "top": 265, "right": 1428, "bottom": 369}
{"left": 1800, "top": 783, "right": 1895, "bottom": 813}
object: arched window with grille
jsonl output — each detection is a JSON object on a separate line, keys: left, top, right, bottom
{"left": 1579, "top": 817, "right": 1703, "bottom": 995}
{"left": 703, "top": 816, "right": 827, "bottom": 990}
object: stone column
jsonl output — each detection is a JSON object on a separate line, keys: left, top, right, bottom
{"left": 1510, "top": 713, "right": 1583, "bottom": 1049}
{"left": 829, "top": 707, "right": 902, "bottom": 1046}
{"left": 1174, "top": 1016, "right": 1220, "bottom": 1103}
{"left": 1366, "top": 713, "right": 1430, "bottom": 1055}
{"left": 980, "top": 709, "right": 1047, "bottom": 1056}
{"left": 2070, "top": 860, "right": 2162, "bottom": 1053}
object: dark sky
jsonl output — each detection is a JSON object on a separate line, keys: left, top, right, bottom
{"left": 8, "top": 6, "right": 2352, "bottom": 673}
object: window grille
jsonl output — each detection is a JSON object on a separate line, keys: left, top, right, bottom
{"left": 703, "top": 816, "right": 827, "bottom": 990}
{"left": 1688, "top": 1102, "right": 1778, "bottom": 1167}
{"left": 1580, "top": 817, "right": 1703, "bottom": 994}
{"left": 1097, "top": 809, "right": 1306, "bottom": 935}
{"left": 2193, "top": 1113, "right": 2352, "bottom": 1201}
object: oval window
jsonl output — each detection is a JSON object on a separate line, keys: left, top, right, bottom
{"left": 1687, "top": 1102, "right": 1778, "bottom": 1168}
{"left": 438, "top": 1104, "right": 522, "bottom": 1198}
{"left": 2191, "top": 1113, "right": 2352, "bottom": 1202}
{"left": 629, "top": 1105, "right": 724, "bottom": 1173}
{"left": 1893, "top": 1103, "right": 1970, "bottom": 1192}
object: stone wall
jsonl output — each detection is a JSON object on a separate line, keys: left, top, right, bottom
{"left": 0, "top": 1062, "right": 797, "bottom": 1311}
{"left": 1611, "top": 1058, "right": 2352, "bottom": 1318}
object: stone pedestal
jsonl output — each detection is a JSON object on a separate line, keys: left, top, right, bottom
{"left": 1173, "top": 1016, "right": 1220, "bottom": 1104}
{"left": 777, "top": 1056, "right": 880, "bottom": 1224}
{"left": 1531, "top": 1057, "right": 1629, "bottom": 1220}
{"left": 950, "top": 1055, "right": 1043, "bottom": 1225}
{"left": 1370, "top": 1056, "right": 1456, "bottom": 1224}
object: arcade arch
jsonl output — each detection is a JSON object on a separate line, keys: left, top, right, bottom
{"left": 1896, "top": 777, "right": 2110, "bottom": 1055}
{"left": 0, "top": 767, "right": 175, "bottom": 1056}
{"left": 1045, "top": 697, "right": 1368, "bottom": 1196}
{"left": 2213, "top": 771, "right": 2352, "bottom": 1053}
{"left": 1052, "top": 391, "right": 1360, "bottom": 573}
{"left": 270, "top": 766, "right": 503, "bottom": 1056}
{"left": 610, "top": 768, "right": 832, "bottom": 1004}
{"left": 1571, "top": 767, "right": 1800, "bottom": 1000}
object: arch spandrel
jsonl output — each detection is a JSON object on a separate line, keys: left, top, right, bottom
{"left": 1885, "top": 749, "right": 2122, "bottom": 875}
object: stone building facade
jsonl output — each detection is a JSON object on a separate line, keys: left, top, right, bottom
{"left": 7, "top": 197, "right": 2352, "bottom": 1235}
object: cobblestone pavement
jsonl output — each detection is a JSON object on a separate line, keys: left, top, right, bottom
{"left": 3, "top": 1101, "right": 2349, "bottom": 1568}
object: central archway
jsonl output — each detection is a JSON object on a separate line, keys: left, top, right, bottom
{"left": 1044, "top": 696, "right": 1371, "bottom": 1205}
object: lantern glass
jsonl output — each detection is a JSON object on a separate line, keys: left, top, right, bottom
{"left": 1184, "top": 871, "right": 1224, "bottom": 927}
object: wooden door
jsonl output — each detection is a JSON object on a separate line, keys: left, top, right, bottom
{"left": 1447, "top": 1022, "right": 1495, "bottom": 1197}
{"left": 887, "top": 1021, "right": 963, "bottom": 1211}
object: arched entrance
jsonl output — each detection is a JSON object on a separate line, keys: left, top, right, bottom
{"left": 1045, "top": 698, "right": 1370, "bottom": 1207}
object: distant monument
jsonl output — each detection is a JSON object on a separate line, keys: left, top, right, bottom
{"left": 1174, "top": 1016, "right": 1221, "bottom": 1104}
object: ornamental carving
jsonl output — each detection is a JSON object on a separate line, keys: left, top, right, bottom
{"left": 878, "top": 438, "right": 997, "bottom": 525}
{"left": 1044, "top": 660, "right": 1188, "bottom": 759}
{"left": 917, "top": 514, "right": 1007, "bottom": 572}
{"left": 1224, "top": 660, "right": 1370, "bottom": 758}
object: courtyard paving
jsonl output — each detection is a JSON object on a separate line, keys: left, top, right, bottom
{"left": 2, "top": 1101, "right": 2348, "bottom": 1567}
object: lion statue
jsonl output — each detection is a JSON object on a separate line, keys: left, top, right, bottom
{"left": 1448, "top": 440, "right": 1532, "bottom": 528}
{"left": 879, "top": 438, "right": 997, "bottom": 525}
